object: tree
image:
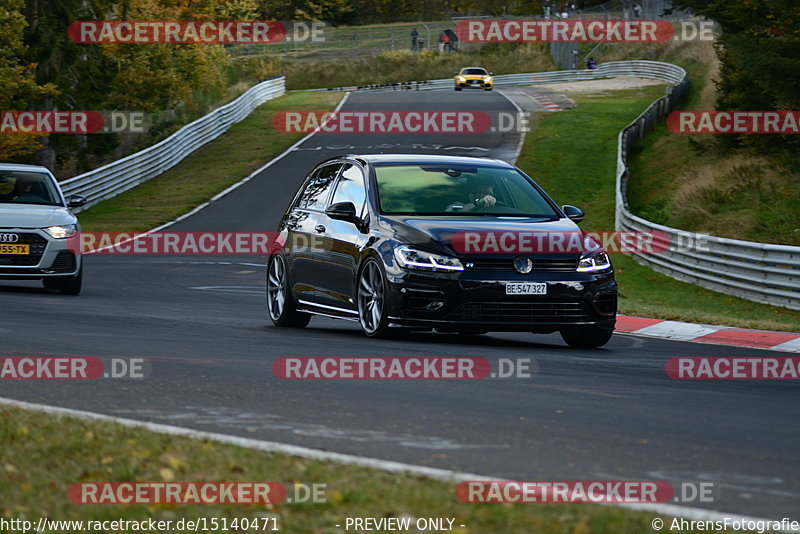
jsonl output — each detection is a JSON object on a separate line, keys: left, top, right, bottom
{"left": 0, "top": 0, "right": 57, "bottom": 159}
{"left": 670, "top": 0, "right": 800, "bottom": 151}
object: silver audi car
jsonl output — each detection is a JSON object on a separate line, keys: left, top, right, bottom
{"left": 0, "top": 164, "right": 87, "bottom": 294}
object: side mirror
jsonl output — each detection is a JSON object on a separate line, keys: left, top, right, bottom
{"left": 562, "top": 204, "right": 585, "bottom": 223}
{"left": 326, "top": 201, "right": 360, "bottom": 223}
{"left": 67, "top": 194, "right": 87, "bottom": 208}
{"left": 489, "top": 71, "right": 493, "bottom": 75}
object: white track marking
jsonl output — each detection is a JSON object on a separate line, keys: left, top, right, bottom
{"left": 497, "top": 90, "right": 527, "bottom": 164}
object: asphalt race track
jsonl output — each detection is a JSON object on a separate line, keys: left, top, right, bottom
{"left": 1, "top": 89, "right": 798, "bottom": 520}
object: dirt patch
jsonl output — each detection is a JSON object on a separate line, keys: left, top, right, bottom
{"left": 533, "top": 76, "right": 667, "bottom": 94}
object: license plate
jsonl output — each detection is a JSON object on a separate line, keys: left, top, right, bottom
{"left": 0, "top": 244, "right": 29, "bottom": 255}
{"left": 505, "top": 282, "right": 547, "bottom": 295}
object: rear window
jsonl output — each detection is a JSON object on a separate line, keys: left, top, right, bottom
{"left": 0, "top": 171, "right": 62, "bottom": 206}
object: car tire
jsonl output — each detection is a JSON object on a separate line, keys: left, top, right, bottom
{"left": 560, "top": 327, "right": 614, "bottom": 349}
{"left": 43, "top": 267, "right": 82, "bottom": 295}
{"left": 484, "top": 87, "right": 492, "bottom": 91}
{"left": 455, "top": 86, "right": 462, "bottom": 91}
{"left": 357, "top": 257, "right": 391, "bottom": 338}
{"left": 267, "top": 253, "right": 311, "bottom": 328}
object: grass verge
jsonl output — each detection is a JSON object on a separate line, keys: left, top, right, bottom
{"left": 516, "top": 87, "right": 800, "bottom": 331}
{"left": 76, "top": 91, "right": 343, "bottom": 234}
{"left": 607, "top": 42, "right": 800, "bottom": 246}
{"left": 1, "top": 405, "right": 701, "bottom": 533}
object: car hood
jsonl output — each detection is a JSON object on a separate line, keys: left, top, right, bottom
{"left": 459, "top": 75, "right": 488, "bottom": 80}
{"left": 379, "top": 215, "right": 584, "bottom": 256}
{"left": 0, "top": 204, "right": 75, "bottom": 229}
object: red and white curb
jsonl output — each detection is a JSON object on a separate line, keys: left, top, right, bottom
{"left": 616, "top": 316, "right": 800, "bottom": 353}
{"left": 528, "top": 91, "right": 562, "bottom": 111}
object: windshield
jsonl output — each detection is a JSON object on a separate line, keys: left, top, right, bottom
{"left": 374, "top": 164, "right": 560, "bottom": 218}
{"left": 461, "top": 68, "right": 487, "bottom": 75}
{"left": 0, "top": 171, "right": 62, "bottom": 206}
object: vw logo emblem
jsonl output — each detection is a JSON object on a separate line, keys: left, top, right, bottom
{"left": 0, "top": 233, "right": 19, "bottom": 243}
{"left": 513, "top": 256, "right": 533, "bottom": 274}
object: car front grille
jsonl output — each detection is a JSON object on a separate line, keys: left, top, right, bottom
{"left": 0, "top": 232, "right": 47, "bottom": 266}
{"left": 445, "top": 301, "right": 592, "bottom": 323}
{"left": 463, "top": 258, "right": 579, "bottom": 272}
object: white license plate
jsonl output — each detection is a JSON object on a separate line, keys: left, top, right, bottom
{"left": 505, "top": 282, "right": 547, "bottom": 295}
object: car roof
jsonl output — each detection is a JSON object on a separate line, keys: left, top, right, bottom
{"left": 344, "top": 154, "right": 512, "bottom": 167}
{"left": 0, "top": 163, "right": 52, "bottom": 174}
{"left": 460, "top": 67, "right": 487, "bottom": 71}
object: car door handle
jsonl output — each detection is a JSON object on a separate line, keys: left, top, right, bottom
{"left": 314, "top": 224, "right": 326, "bottom": 233}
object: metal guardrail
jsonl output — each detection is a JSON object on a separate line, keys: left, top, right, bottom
{"left": 611, "top": 66, "right": 800, "bottom": 311}
{"left": 61, "top": 77, "right": 286, "bottom": 212}
{"left": 312, "top": 61, "right": 688, "bottom": 93}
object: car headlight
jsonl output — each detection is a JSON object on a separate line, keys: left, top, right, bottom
{"left": 485, "top": 76, "right": 493, "bottom": 83}
{"left": 577, "top": 252, "right": 611, "bottom": 272}
{"left": 394, "top": 246, "right": 464, "bottom": 272}
{"left": 44, "top": 224, "right": 77, "bottom": 239}
{"left": 456, "top": 76, "right": 465, "bottom": 82}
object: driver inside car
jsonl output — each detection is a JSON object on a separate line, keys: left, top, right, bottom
{"left": 0, "top": 175, "right": 38, "bottom": 202}
{"left": 445, "top": 177, "right": 497, "bottom": 212}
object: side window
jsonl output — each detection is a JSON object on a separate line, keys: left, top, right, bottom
{"left": 297, "top": 163, "right": 342, "bottom": 210}
{"left": 330, "top": 164, "right": 367, "bottom": 217}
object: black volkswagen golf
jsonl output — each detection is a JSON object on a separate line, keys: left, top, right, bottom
{"left": 267, "top": 154, "right": 617, "bottom": 348}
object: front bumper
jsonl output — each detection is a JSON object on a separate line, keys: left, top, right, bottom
{"left": 385, "top": 267, "right": 617, "bottom": 332}
{"left": 0, "top": 228, "right": 80, "bottom": 279}
{"left": 456, "top": 79, "right": 492, "bottom": 89}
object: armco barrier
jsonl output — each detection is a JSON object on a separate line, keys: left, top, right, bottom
{"left": 61, "top": 76, "right": 286, "bottom": 211}
{"left": 312, "top": 61, "right": 688, "bottom": 93}
{"left": 612, "top": 70, "right": 800, "bottom": 311}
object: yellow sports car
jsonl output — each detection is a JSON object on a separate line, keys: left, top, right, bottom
{"left": 454, "top": 67, "right": 493, "bottom": 91}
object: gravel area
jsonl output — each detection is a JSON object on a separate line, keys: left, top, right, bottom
{"left": 533, "top": 76, "right": 667, "bottom": 93}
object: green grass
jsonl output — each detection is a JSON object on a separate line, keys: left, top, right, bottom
{"left": 606, "top": 42, "right": 800, "bottom": 246}
{"left": 1, "top": 406, "right": 713, "bottom": 533}
{"left": 516, "top": 87, "right": 800, "bottom": 331}
{"left": 77, "top": 91, "right": 342, "bottom": 233}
